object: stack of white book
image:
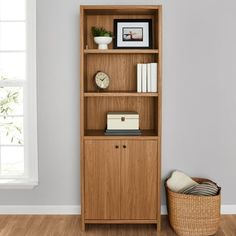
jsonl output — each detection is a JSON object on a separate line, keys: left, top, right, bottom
{"left": 137, "top": 63, "right": 158, "bottom": 93}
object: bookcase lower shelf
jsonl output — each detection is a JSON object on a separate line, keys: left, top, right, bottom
{"left": 84, "top": 129, "right": 159, "bottom": 140}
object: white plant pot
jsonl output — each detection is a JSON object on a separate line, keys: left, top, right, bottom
{"left": 94, "top": 36, "right": 112, "bottom": 49}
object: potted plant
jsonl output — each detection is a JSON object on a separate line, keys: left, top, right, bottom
{"left": 91, "top": 26, "right": 113, "bottom": 49}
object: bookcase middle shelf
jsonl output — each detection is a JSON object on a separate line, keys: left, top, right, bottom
{"left": 84, "top": 92, "right": 159, "bottom": 97}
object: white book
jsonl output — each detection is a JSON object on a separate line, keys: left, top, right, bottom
{"left": 150, "top": 63, "right": 158, "bottom": 92}
{"left": 147, "top": 63, "right": 151, "bottom": 92}
{"left": 137, "top": 64, "right": 142, "bottom": 92}
{"left": 142, "top": 64, "right": 147, "bottom": 92}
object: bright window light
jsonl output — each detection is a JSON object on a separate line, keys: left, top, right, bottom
{"left": 0, "top": 0, "right": 37, "bottom": 187}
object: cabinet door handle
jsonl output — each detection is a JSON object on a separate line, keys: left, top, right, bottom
{"left": 123, "top": 145, "right": 126, "bottom": 149}
{"left": 115, "top": 145, "right": 119, "bottom": 149}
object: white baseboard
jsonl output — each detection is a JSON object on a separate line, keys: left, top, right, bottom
{"left": 0, "top": 205, "right": 81, "bottom": 215}
{"left": 161, "top": 205, "right": 168, "bottom": 215}
{"left": 0, "top": 205, "right": 235, "bottom": 215}
{"left": 221, "top": 205, "right": 236, "bottom": 214}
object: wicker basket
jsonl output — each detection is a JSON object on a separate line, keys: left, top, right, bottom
{"left": 165, "top": 178, "right": 221, "bottom": 236}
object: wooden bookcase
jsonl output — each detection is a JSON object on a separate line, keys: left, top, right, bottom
{"left": 80, "top": 5, "right": 162, "bottom": 234}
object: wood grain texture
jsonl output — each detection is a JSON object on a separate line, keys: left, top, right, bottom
{"left": 121, "top": 140, "right": 158, "bottom": 220}
{"left": 84, "top": 92, "right": 158, "bottom": 97}
{"left": 84, "top": 130, "right": 159, "bottom": 139}
{"left": 85, "top": 219, "right": 157, "bottom": 224}
{"left": 0, "top": 215, "right": 234, "bottom": 236}
{"left": 156, "top": 6, "right": 162, "bottom": 233}
{"left": 85, "top": 54, "right": 156, "bottom": 92}
{"left": 85, "top": 14, "right": 155, "bottom": 50}
{"left": 81, "top": 5, "right": 162, "bottom": 232}
{"left": 84, "top": 140, "right": 121, "bottom": 220}
{"left": 84, "top": 49, "right": 159, "bottom": 54}
{"left": 80, "top": 6, "right": 85, "bottom": 231}
{"left": 85, "top": 97, "right": 156, "bottom": 130}
{"left": 83, "top": 5, "right": 161, "bottom": 16}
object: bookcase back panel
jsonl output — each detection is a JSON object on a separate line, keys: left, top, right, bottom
{"left": 84, "top": 14, "right": 157, "bottom": 49}
{"left": 85, "top": 97, "right": 156, "bottom": 130}
{"left": 85, "top": 54, "right": 156, "bottom": 92}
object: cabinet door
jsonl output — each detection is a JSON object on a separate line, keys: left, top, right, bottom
{"left": 84, "top": 140, "right": 121, "bottom": 219}
{"left": 121, "top": 140, "right": 158, "bottom": 219}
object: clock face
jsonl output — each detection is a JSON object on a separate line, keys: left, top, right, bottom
{"left": 95, "top": 71, "right": 110, "bottom": 89}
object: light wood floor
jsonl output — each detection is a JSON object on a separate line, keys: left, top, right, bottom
{"left": 0, "top": 215, "right": 235, "bottom": 236}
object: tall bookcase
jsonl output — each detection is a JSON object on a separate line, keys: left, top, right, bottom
{"left": 80, "top": 5, "right": 162, "bottom": 234}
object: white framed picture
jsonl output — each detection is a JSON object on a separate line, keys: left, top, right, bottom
{"left": 113, "top": 19, "right": 152, "bottom": 49}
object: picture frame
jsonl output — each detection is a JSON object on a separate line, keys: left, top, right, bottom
{"left": 113, "top": 19, "right": 152, "bottom": 49}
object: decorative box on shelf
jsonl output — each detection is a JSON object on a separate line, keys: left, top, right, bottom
{"left": 105, "top": 112, "right": 141, "bottom": 135}
{"left": 107, "top": 112, "right": 139, "bottom": 130}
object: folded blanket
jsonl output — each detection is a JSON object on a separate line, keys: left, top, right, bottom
{"left": 166, "top": 170, "right": 219, "bottom": 196}
{"left": 166, "top": 170, "right": 198, "bottom": 193}
{"left": 181, "top": 181, "right": 219, "bottom": 196}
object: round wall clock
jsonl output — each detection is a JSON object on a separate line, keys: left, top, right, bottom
{"left": 94, "top": 71, "right": 110, "bottom": 89}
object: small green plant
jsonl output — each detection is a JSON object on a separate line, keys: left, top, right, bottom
{"left": 91, "top": 26, "right": 112, "bottom": 37}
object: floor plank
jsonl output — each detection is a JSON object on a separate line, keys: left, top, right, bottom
{"left": 0, "top": 215, "right": 235, "bottom": 235}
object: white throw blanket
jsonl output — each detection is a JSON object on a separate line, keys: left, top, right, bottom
{"left": 166, "top": 170, "right": 198, "bottom": 193}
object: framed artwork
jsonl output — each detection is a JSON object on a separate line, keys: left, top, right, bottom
{"left": 113, "top": 19, "right": 152, "bottom": 49}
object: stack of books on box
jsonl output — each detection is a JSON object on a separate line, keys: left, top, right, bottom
{"left": 105, "top": 112, "right": 141, "bottom": 136}
{"left": 137, "top": 63, "right": 158, "bottom": 93}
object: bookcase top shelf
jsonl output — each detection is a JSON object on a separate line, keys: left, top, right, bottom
{"left": 81, "top": 5, "right": 161, "bottom": 15}
{"left": 84, "top": 92, "right": 158, "bottom": 97}
{"left": 81, "top": 5, "right": 161, "bottom": 9}
{"left": 84, "top": 49, "right": 159, "bottom": 54}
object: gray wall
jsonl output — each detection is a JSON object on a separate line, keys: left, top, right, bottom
{"left": 0, "top": 0, "right": 235, "bottom": 206}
